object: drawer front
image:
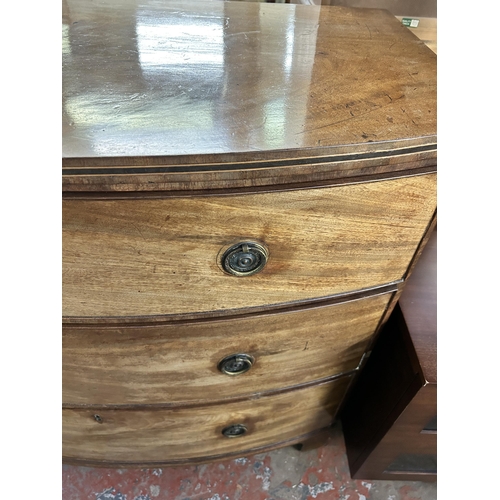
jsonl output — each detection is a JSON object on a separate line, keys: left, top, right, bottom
{"left": 62, "top": 377, "right": 350, "bottom": 466}
{"left": 63, "top": 174, "right": 436, "bottom": 319}
{"left": 63, "top": 293, "right": 391, "bottom": 405}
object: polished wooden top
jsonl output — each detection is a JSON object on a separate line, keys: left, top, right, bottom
{"left": 62, "top": 0, "right": 436, "bottom": 192}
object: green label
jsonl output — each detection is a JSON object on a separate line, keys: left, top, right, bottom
{"left": 402, "top": 18, "right": 420, "bottom": 28}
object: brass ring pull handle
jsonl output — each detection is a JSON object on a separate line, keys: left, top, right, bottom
{"left": 218, "top": 353, "right": 255, "bottom": 375}
{"left": 221, "top": 241, "right": 268, "bottom": 276}
{"left": 222, "top": 424, "right": 248, "bottom": 438}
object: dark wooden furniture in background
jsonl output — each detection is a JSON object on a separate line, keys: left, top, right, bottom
{"left": 341, "top": 228, "right": 437, "bottom": 481}
{"left": 62, "top": 0, "right": 437, "bottom": 467}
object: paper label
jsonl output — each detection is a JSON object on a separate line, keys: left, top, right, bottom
{"left": 402, "top": 18, "right": 420, "bottom": 28}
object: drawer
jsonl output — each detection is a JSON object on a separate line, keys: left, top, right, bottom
{"left": 63, "top": 174, "right": 436, "bottom": 319}
{"left": 63, "top": 292, "right": 391, "bottom": 405}
{"left": 62, "top": 376, "right": 351, "bottom": 466}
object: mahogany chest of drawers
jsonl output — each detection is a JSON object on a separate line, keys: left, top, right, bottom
{"left": 62, "top": 0, "right": 437, "bottom": 467}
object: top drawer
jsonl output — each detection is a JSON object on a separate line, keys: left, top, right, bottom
{"left": 63, "top": 174, "right": 436, "bottom": 320}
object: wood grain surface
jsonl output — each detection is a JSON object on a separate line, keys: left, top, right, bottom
{"left": 62, "top": 376, "right": 351, "bottom": 466}
{"left": 62, "top": 144, "right": 436, "bottom": 196}
{"left": 63, "top": 292, "right": 391, "bottom": 406}
{"left": 312, "top": 0, "right": 436, "bottom": 18}
{"left": 63, "top": 174, "right": 436, "bottom": 320}
{"left": 396, "top": 17, "right": 437, "bottom": 54}
{"left": 62, "top": 0, "right": 436, "bottom": 193}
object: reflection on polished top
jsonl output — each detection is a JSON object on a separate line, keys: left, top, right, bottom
{"left": 62, "top": 0, "right": 436, "bottom": 162}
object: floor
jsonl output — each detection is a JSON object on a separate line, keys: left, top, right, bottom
{"left": 62, "top": 423, "right": 437, "bottom": 500}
